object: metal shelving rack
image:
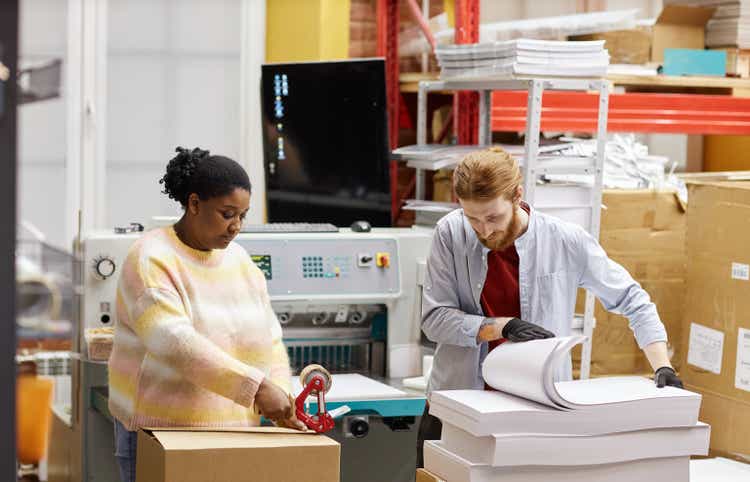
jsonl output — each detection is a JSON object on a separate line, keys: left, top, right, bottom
{"left": 414, "top": 77, "right": 610, "bottom": 379}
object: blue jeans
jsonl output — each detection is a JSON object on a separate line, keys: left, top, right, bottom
{"left": 114, "top": 419, "right": 138, "bottom": 482}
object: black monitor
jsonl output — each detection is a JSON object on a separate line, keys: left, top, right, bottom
{"left": 260, "top": 59, "right": 391, "bottom": 226}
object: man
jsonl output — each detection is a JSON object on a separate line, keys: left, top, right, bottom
{"left": 417, "top": 147, "right": 682, "bottom": 467}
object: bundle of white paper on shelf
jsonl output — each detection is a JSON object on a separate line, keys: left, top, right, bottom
{"left": 435, "top": 39, "right": 609, "bottom": 79}
{"left": 392, "top": 141, "right": 585, "bottom": 171}
{"left": 664, "top": 0, "right": 750, "bottom": 48}
{"left": 549, "top": 134, "right": 678, "bottom": 190}
{"left": 425, "top": 336, "right": 710, "bottom": 482}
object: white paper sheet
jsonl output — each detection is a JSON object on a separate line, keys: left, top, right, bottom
{"left": 553, "top": 376, "right": 693, "bottom": 406}
{"left": 481, "top": 337, "right": 572, "bottom": 407}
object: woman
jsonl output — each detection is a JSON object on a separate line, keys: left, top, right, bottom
{"left": 107, "top": 147, "right": 303, "bottom": 482}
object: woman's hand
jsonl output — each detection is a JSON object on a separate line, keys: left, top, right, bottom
{"left": 254, "top": 379, "right": 306, "bottom": 430}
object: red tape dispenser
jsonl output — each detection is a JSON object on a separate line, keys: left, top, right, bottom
{"left": 295, "top": 364, "right": 350, "bottom": 433}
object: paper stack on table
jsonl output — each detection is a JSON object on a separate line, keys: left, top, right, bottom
{"left": 424, "top": 336, "right": 710, "bottom": 482}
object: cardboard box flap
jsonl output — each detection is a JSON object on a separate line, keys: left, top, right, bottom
{"left": 686, "top": 180, "right": 750, "bottom": 191}
{"left": 657, "top": 5, "right": 715, "bottom": 27}
{"left": 143, "top": 426, "right": 315, "bottom": 435}
{"left": 142, "top": 427, "right": 337, "bottom": 451}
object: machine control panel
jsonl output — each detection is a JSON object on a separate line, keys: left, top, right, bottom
{"left": 82, "top": 232, "right": 405, "bottom": 332}
{"left": 235, "top": 236, "right": 400, "bottom": 297}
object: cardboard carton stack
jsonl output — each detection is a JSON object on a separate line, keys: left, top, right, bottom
{"left": 681, "top": 181, "right": 750, "bottom": 462}
{"left": 665, "top": 0, "right": 750, "bottom": 48}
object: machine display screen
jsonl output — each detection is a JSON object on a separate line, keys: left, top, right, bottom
{"left": 251, "top": 255, "right": 272, "bottom": 280}
{"left": 260, "top": 59, "right": 391, "bottom": 227}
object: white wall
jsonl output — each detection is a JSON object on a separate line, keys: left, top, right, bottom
{"left": 106, "top": 0, "right": 243, "bottom": 229}
{"left": 19, "top": 0, "right": 245, "bottom": 247}
{"left": 18, "top": 0, "right": 69, "bottom": 250}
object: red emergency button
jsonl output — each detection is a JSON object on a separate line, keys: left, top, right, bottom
{"left": 376, "top": 252, "right": 390, "bottom": 268}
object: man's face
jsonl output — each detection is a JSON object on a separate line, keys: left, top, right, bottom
{"left": 460, "top": 195, "right": 521, "bottom": 251}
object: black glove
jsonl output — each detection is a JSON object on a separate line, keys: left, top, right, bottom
{"left": 655, "top": 366, "right": 683, "bottom": 389}
{"left": 501, "top": 318, "right": 555, "bottom": 342}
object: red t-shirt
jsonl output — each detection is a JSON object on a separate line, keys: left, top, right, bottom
{"left": 480, "top": 244, "right": 519, "bottom": 354}
{"left": 479, "top": 204, "right": 530, "bottom": 355}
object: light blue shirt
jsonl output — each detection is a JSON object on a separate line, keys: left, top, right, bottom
{"left": 422, "top": 205, "right": 668, "bottom": 397}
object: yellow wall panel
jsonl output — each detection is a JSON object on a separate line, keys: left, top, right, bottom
{"left": 266, "top": 0, "right": 351, "bottom": 62}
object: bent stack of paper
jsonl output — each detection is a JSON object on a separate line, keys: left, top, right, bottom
{"left": 425, "top": 336, "right": 709, "bottom": 482}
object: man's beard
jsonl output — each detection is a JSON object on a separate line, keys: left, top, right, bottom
{"left": 477, "top": 205, "right": 522, "bottom": 251}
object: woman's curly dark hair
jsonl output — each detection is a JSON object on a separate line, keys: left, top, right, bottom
{"left": 159, "top": 146, "right": 251, "bottom": 207}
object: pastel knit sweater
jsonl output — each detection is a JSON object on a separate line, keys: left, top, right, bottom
{"left": 107, "top": 226, "right": 291, "bottom": 430}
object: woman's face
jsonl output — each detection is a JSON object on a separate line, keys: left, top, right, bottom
{"left": 186, "top": 187, "right": 250, "bottom": 250}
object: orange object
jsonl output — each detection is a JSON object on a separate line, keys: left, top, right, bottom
{"left": 16, "top": 371, "right": 54, "bottom": 465}
{"left": 376, "top": 252, "right": 390, "bottom": 268}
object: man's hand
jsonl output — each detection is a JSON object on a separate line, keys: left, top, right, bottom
{"left": 654, "top": 366, "right": 683, "bottom": 389}
{"left": 477, "top": 319, "right": 505, "bottom": 343}
{"left": 502, "top": 318, "right": 555, "bottom": 342}
{"left": 477, "top": 317, "right": 554, "bottom": 343}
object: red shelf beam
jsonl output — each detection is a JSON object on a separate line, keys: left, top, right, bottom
{"left": 491, "top": 91, "right": 750, "bottom": 135}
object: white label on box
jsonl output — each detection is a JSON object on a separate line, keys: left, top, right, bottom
{"left": 731, "top": 262, "right": 750, "bottom": 281}
{"left": 687, "top": 323, "right": 724, "bottom": 375}
{"left": 736, "top": 328, "right": 750, "bottom": 392}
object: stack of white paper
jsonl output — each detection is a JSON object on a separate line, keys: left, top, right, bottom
{"left": 392, "top": 141, "right": 587, "bottom": 172}
{"left": 435, "top": 39, "right": 609, "bottom": 79}
{"left": 425, "top": 336, "right": 710, "bottom": 482}
{"left": 664, "top": 0, "right": 750, "bottom": 48}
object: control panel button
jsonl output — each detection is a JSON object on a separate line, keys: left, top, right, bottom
{"left": 376, "top": 252, "right": 390, "bottom": 268}
{"left": 93, "top": 256, "right": 116, "bottom": 279}
{"left": 357, "top": 253, "right": 373, "bottom": 268}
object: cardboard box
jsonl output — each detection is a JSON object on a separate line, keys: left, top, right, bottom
{"left": 652, "top": 5, "right": 715, "bottom": 63}
{"left": 136, "top": 427, "right": 340, "bottom": 482}
{"left": 681, "top": 181, "right": 750, "bottom": 460}
{"left": 573, "top": 6, "right": 715, "bottom": 65}
{"left": 714, "top": 48, "right": 750, "bottom": 78}
{"left": 416, "top": 468, "right": 444, "bottom": 482}
{"left": 573, "top": 189, "right": 687, "bottom": 376}
{"left": 571, "top": 29, "right": 651, "bottom": 65}
{"left": 704, "top": 136, "right": 750, "bottom": 173}
{"left": 686, "top": 384, "right": 750, "bottom": 462}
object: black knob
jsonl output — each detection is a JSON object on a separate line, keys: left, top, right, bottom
{"left": 350, "top": 419, "right": 369, "bottom": 438}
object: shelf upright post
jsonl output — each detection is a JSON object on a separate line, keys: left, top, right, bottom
{"left": 580, "top": 80, "right": 610, "bottom": 380}
{"left": 522, "top": 79, "right": 544, "bottom": 206}
{"left": 415, "top": 81, "right": 429, "bottom": 200}
{"left": 478, "top": 89, "right": 492, "bottom": 146}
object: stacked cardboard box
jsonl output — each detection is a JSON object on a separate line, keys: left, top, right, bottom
{"left": 574, "top": 190, "right": 687, "bottom": 376}
{"left": 666, "top": 0, "right": 750, "bottom": 48}
{"left": 571, "top": 5, "right": 715, "bottom": 65}
{"left": 681, "top": 181, "right": 750, "bottom": 462}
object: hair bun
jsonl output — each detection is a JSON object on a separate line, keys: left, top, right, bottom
{"left": 159, "top": 146, "right": 211, "bottom": 204}
{"left": 174, "top": 146, "right": 210, "bottom": 174}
